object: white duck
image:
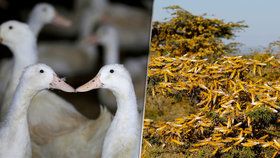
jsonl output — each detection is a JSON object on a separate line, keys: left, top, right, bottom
{"left": 86, "top": 24, "right": 147, "bottom": 111}
{"left": 0, "top": 63, "right": 75, "bottom": 158}
{"left": 0, "top": 21, "right": 111, "bottom": 158}
{"left": 76, "top": 64, "right": 142, "bottom": 158}
{"left": 28, "top": 3, "right": 71, "bottom": 37}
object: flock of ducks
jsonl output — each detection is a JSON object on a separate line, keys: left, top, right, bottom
{"left": 0, "top": 1, "right": 145, "bottom": 158}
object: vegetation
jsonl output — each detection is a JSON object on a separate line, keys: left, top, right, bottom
{"left": 142, "top": 6, "right": 280, "bottom": 158}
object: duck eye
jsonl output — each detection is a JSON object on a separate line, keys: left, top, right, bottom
{"left": 110, "top": 69, "right": 114, "bottom": 73}
{"left": 39, "top": 69, "right": 44, "bottom": 73}
{"left": 8, "top": 26, "right": 13, "bottom": 30}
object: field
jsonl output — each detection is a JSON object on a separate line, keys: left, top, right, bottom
{"left": 142, "top": 6, "right": 280, "bottom": 158}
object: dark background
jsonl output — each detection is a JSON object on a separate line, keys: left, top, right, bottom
{"left": 0, "top": 0, "right": 152, "bottom": 118}
{"left": 0, "top": 0, "right": 152, "bottom": 58}
{"left": 0, "top": 0, "right": 150, "bottom": 21}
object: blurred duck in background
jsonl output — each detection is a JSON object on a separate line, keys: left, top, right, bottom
{"left": 0, "top": 2, "right": 71, "bottom": 102}
{"left": 104, "top": 3, "right": 151, "bottom": 52}
{"left": 28, "top": 3, "right": 72, "bottom": 38}
{"left": 27, "top": 2, "right": 97, "bottom": 76}
{"left": 78, "top": 0, "right": 150, "bottom": 51}
{"left": 57, "top": 0, "right": 151, "bottom": 43}
{"left": 38, "top": 38, "right": 98, "bottom": 76}
{"left": 37, "top": 0, "right": 105, "bottom": 76}
{"left": 86, "top": 23, "right": 148, "bottom": 80}
{"left": 78, "top": 0, "right": 108, "bottom": 38}
{"left": 85, "top": 23, "right": 147, "bottom": 112}
{"left": 0, "top": 20, "right": 112, "bottom": 158}
{"left": 38, "top": 0, "right": 151, "bottom": 76}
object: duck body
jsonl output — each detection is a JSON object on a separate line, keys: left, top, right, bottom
{"left": 37, "top": 106, "right": 111, "bottom": 158}
{"left": 29, "top": 90, "right": 112, "bottom": 158}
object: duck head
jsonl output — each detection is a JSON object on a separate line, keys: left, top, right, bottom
{"left": 22, "top": 63, "right": 74, "bottom": 92}
{"left": 76, "top": 64, "right": 132, "bottom": 94}
{"left": 0, "top": 20, "right": 35, "bottom": 48}
{"left": 29, "top": 3, "right": 71, "bottom": 27}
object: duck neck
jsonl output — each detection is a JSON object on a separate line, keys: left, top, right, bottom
{"left": 5, "top": 82, "right": 37, "bottom": 127}
{"left": 11, "top": 43, "right": 38, "bottom": 89}
{"left": 0, "top": 82, "right": 34, "bottom": 157}
{"left": 104, "top": 36, "right": 119, "bottom": 65}
{"left": 1, "top": 43, "right": 38, "bottom": 113}
{"left": 78, "top": 9, "right": 97, "bottom": 39}
{"left": 112, "top": 83, "right": 139, "bottom": 125}
{"left": 78, "top": 0, "right": 108, "bottom": 38}
{"left": 28, "top": 16, "right": 44, "bottom": 37}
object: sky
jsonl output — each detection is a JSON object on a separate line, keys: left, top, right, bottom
{"left": 152, "top": 0, "right": 280, "bottom": 49}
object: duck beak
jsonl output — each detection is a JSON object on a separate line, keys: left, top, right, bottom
{"left": 50, "top": 74, "right": 75, "bottom": 92}
{"left": 51, "top": 12, "right": 72, "bottom": 27}
{"left": 76, "top": 74, "right": 103, "bottom": 92}
{"left": 83, "top": 35, "right": 98, "bottom": 44}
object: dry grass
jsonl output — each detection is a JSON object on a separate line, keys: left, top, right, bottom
{"left": 144, "top": 94, "right": 194, "bottom": 121}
